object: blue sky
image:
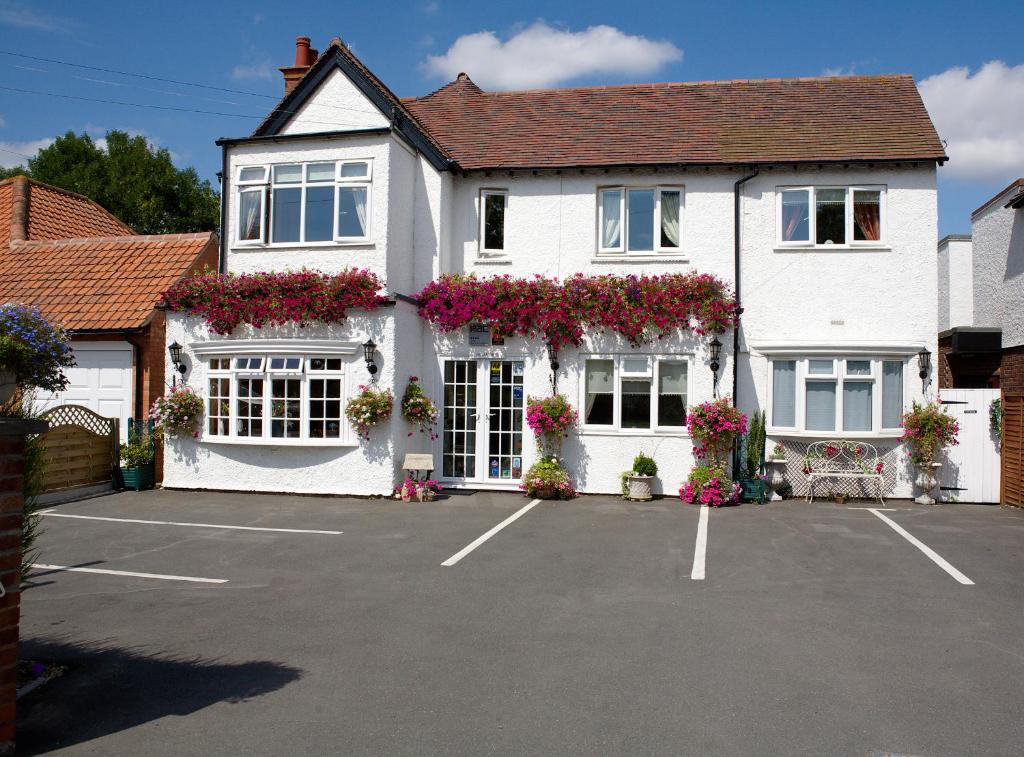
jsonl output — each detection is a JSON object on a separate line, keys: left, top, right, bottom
{"left": 1, "top": 0, "right": 1022, "bottom": 236}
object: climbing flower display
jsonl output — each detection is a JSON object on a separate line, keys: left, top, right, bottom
{"left": 901, "top": 401, "right": 959, "bottom": 468}
{"left": 686, "top": 397, "right": 747, "bottom": 465}
{"left": 400, "top": 376, "right": 439, "bottom": 440}
{"left": 525, "top": 394, "right": 578, "bottom": 455}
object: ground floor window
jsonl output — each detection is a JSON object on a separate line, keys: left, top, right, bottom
{"left": 769, "top": 356, "right": 904, "bottom": 434}
{"left": 206, "top": 355, "right": 349, "bottom": 443}
{"left": 582, "top": 355, "right": 689, "bottom": 432}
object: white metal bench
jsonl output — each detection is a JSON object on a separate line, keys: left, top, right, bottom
{"left": 803, "top": 440, "right": 885, "bottom": 504}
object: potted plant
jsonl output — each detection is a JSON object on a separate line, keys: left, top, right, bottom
{"left": 738, "top": 410, "right": 768, "bottom": 503}
{"left": 686, "top": 397, "right": 747, "bottom": 469}
{"left": 901, "top": 401, "right": 959, "bottom": 505}
{"left": 394, "top": 477, "right": 441, "bottom": 502}
{"left": 679, "top": 464, "right": 742, "bottom": 507}
{"left": 120, "top": 433, "right": 155, "bottom": 491}
{"left": 525, "top": 394, "right": 578, "bottom": 457}
{"left": 151, "top": 385, "right": 205, "bottom": 439}
{"left": 624, "top": 452, "right": 658, "bottom": 501}
{"left": 520, "top": 456, "right": 576, "bottom": 500}
{"left": 345, "top": 384, "right": 395, "bottom": 440}
{"left": 765, "top": 442, "right": 788, "bottom": 501}
{"left": 401, "top": 376, "right": 439, "bottom": 440}
{"left": 833, "top": 491, "right": 848, "bottom": 505}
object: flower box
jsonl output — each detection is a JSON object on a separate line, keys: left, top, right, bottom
{"left": 738, "top": 477, "right": 768, "bottom": 504}
{"left": 121, "top": 464, "right": 155, "bottom": 492}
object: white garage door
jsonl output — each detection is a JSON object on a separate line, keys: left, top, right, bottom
{"left": 35, "top": 341, "right": 133, "bottom": 441}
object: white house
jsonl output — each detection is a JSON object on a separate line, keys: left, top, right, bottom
{"left": 163, "top": 36, "right": 947, "bottom": 498}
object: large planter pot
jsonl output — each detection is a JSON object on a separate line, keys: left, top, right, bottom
{"left": 914, "top": 462, "right": 942, "bottom": 505}
{"left": 121, "top": 464, "right": 155, "bottom": 492}
{"left": 765, "top": 459, "right": 787, "bottom": 501}
{"left": 532, "top": 485, "right": 560, "bottom": 501}
{"left": 739, "top": 477, "right": 768, "bottom": 504}
{"left": 626, "top": 475, "right": 654, "bottom": 502}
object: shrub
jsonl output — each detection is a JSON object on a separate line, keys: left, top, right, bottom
{"left": 13, "top": 402, "right": 46, "bottom": 585}
{"left": 744, "top": 410, "right": 766, "bottom": 479}
{"left": 151, "top": 385, "right": 204, "bottom": 440}
{"left": 631, "top": 452, "right": 658, "bottom": 477}
{"left": 345, "top": 384, "right": 394, "bottom": 440}
{"left": 901, "top": 401, "right": 959, "bottom": 467}
{"left": 401, "top": 376, "right": 438, "bottom": 440}
{"left": 679, "top": 464, "right": 741, "bottom": 507}
{"left": 0, "top": 304, "right": 74, "bottom": 393}
{"left": 687, "top": 397, "right": 747, "bottom": 466}
{"left": 120, "top": 434, "right": 155, "bottom": 467}
{"left": 526, "top": 394, "right": 578, "bottom": 455}
{"left": 520, "top": 456, "right": 576, "bottom": 500}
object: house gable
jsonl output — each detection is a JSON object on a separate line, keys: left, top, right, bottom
{"left": 280, "top": 67, "right": 390, "bottom": 135}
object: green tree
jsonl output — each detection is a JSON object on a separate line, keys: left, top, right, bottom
{"left": 20, "top": 130, "right": 219, "bottom": 235}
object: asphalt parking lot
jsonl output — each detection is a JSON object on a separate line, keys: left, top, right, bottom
{"left": 18, "top": 490, "right": 1024, "bottom": 756}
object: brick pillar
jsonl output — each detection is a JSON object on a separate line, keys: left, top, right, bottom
{"left": 0, "top": 417, "right": 47, "bottom": 754}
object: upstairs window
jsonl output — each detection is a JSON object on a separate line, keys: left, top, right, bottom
{"left": 479, "top": 190, "right": 507, "bottom": 254}
{"left": 235, "top": 160, "right": 372, "bottom": 245}
{"left": 777, "top": 186, "right": 885, "bottom": 247}
{"left": 598, "top": 187, "right": 683, "bottom": 254}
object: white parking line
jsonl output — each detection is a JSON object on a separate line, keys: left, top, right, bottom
{"left": 442, "top": 499, "right": 542, "bottom": 567}
{"left": 30, "top": 564, "right": 228, "bottom": 584}
{"left": 691, "top": 505, "right": 710, "bottom": 580}
{"left": 39, "top": 511, "right": 342, "bottom": 535}
{"left": 867, "top": 508, "right": 974, "bottom": 585}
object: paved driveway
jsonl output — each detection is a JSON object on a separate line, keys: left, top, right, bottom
{"left": 18, "top": 490, "right": 1024, "bottom": 755}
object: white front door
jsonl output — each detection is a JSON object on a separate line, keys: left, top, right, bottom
{"left": 34, "top": 341, "right": 133, "bottom": 441}
{"left": 440, "top": 359, "right": 525, "bottom": 485}
{"left": 938, "top": 388, "right": 1001, "bottom": 503}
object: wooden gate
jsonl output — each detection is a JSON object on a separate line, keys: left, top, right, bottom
{"left": 938, "top": 389, "right": 1002, "bottom": 503}
{"left": 1002, "top": 393, "right": 1023, "bottom": 507}
{"left": 37, "top": 404, "right": 119, "bottom": 500}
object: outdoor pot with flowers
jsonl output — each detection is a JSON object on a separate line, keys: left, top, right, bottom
{"left": 345, "top": 385, "right": 394, "bottom": 440}
{"left": 0, "top": 303, "right": 75, "bottom": 403}
{"left": 401, "top": 376, "right": 439, "bottom": 440}
{"left": 394, "top": 477, "right": 441, "bottom": 502}
{"left": 520, "top": 456, "right": 576, "bottom": 500}
{"left": 151, "top": 385, "right": 205, "bottom": 440}
{"left": 679, "top": 465, "right": 742, "bottom": 507}
{"left": 901, "top": 401, "right": 959, "bottom": 504}
{"left": 526, "top": 393, "right": 579, "bottom": 456}
{"left": 686, "top": 396, "right": 748, "bottom": 467}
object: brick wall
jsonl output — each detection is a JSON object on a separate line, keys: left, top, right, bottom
{"left": 1000, "top": 345, "right": 1024, "bottom": 393}
{"left": 938, "top": 334, "right": 953, "bottom": 389}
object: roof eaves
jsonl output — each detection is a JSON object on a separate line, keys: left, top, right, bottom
{"left": 971, "top": 178, "right": 1024, "bottom": 218}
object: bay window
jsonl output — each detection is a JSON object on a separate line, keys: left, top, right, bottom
{"left": 777, "top": 186, "right": 885, "bottom": 247}
{"left": 769, "top": 356, "right": 905, "bottom": 434}
{"left": 598, "top": 186, "right": 683, "bottom": 254}
{"left": 582, "top": 356, "right": 688, "bottom": 431}
{"left": 234, "top": 160, "right": 372, "bottom": 245}
{"left": 206, "top": 354, "right": 351, "bottom": 444}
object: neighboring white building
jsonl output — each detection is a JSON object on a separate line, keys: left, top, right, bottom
{"left": 937, "top": 234, "right": 974, "bottom": 333}
{"left": 163, "top": 36, "right": 947, "bottom": 498}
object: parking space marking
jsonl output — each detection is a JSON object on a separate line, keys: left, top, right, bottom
{"left": 39, "top": 511, "right": 342, "bottom": 535}
{"left": 866, "top": 508, "right": 974, "bottom": 585}
{"left": 441, "top": 499, "right": 542, "bottom": 567}
{"left": 691, "top": 505, "right": 709, "bottom": 581}
{"left": 30, "top": 563, "right": 228, "bottom": 584}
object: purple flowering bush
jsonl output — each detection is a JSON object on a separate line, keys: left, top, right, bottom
{"left": 0, "top": 304, "right": 74, "bottom": 394}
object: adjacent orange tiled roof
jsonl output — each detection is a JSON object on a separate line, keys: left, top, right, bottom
{"left": 0, "top": 176, "right": 133, "bottom": 247}
{"left": 403, "top": 74, "right": 947, "bottom": 170}
{"left": 0, "top": 232, "right": 217, "bottom": 331}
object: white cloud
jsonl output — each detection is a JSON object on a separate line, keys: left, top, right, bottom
{"left": 918, "top": 61, "right": 1024, "bottom": 181}
{"left": 0, "top": 138, "right": 53, "bottom": 168}
{"left": 422, "top": 21, "right": 682, "bottom": 90}
{"left": 0, "top": 1, "right": 71, "bottom": 32}
{"left": 422, "top": 1, "right": 439, "bottom": 13}
{"left": 231, "top": 61, "right": 274, "bottom": 81}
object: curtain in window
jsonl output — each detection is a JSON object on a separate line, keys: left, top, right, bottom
{"left": 660, "top": 192, "right": 680, "bottom": 247}
{"left": 354, "top": 188, "right": 368, "bottom": 236}
{"left": 239, "top": 191, "right": 261, "bottom": 241}
{"left": 772, "top": 360, "right": 796, "bottom": 426}
{"left": 781, "top": 191, "right": 809, "bottom": 241}
{"left": 842, "top": 382, "right": 873, "bottom": 432}
{"left": 338, "top": 186, "right": 368, "bottom": 238}
{"left": 602, "top": 191, "right": 621, "bottom": 248}
{"left": 805, "top": 382, "right": 836, "bottom": 431}
{"left": 882, "top": 361, "right": 903, "bottom": 427}
{"left": 585, "top": 360, "right": 613, "bottom": 421}
{"left": 853, "top": 190, "right": 881, "bottom": 241}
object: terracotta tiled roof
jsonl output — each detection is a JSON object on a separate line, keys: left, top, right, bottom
{"left": 404, "top": 74, "right": 946, "bottom": 170}
{"left": 0, "top": 176, "right": 133, "bottom": 247}
{"left": 0, "top": 232, "right": 217, "bottom": 331}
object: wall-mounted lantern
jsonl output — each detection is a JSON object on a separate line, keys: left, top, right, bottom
{"left": 546, "top": 341, "right": 560, "bottom": 393}
{"left": 167, "top": 341, "right": 187, "bottom": 387}
{"left": 917, "top": 347, "right": 931, "bottom": 393}
{"left": 709, "top": 335, "right": 723, "bottom": 397}
{"left": 362, "top": 339, "right": 379, "bottom": 379}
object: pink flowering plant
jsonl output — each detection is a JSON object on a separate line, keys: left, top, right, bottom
{"left": 416, "top": 272, "right": 738, "bottom": 350}
{"left": 394, "top": 477, "right": 441, "bottom": 501}
{"left": 520, "top": 456, "right": 576, "bottom": 500}
{"left": 901, "top": 401, "right": 959, "bottom": 468}
{"left": 526, "top": 394, "right": 579, "bottom": 456}
{"left": 686, "top": 397, "right": 748, "bottom": 466}
{"left": 679, "top": 465, "right": 742, "bottom": 507}
{"left": 161, "top": 268, "right": 388, "bottom": 335}
{"left": 401, "top": 376, "right": 439, "bottom": 440}
{"left": 150, "top": 385, "right": 204, "bottom": 439}
{"left": 344, "top": 385, "right": 394, "bottom": 440}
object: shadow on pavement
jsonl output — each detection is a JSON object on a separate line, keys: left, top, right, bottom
{"left": 17, "top": 637, "right": 302, "bottom": 754}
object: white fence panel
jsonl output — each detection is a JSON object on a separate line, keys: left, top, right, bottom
{"left": 938, "top": 389, "right": 1001, "bottom": 503}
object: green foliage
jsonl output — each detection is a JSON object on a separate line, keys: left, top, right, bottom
{"left": 990, "top": 398, "right": 1003, "bottom": 437}
{"left": 744, "top": 410, "right": 766, "bottom": 479}
{"left": 521, "top": 456, "right": 576, "bottom": 499}
{"left": 120, "top": 434, "right": 155, "bottom": 468}
{"left": 631, "top": 452, "right": 658, "bottom": 477}
{"left": 2, "top": 401, "right": 47, "bottom": 585}
{"left": 22, "top": 130, "right": 219, "bottom": 234}
{"left": 0, "top": 304, "right": 75, "bottom": 393}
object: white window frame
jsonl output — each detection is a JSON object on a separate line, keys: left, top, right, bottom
{"left": 580, "top": 355, "right": 691, "bottom": 434}
{"left": 478, "top": 189, "right": 508, "bottom": 256}
{"left": 767, "top": 355, "right": 906, "bottom": 437}
{"left": 597, "top": 186, "right": 684, "bottom": 255}
{"left": 775, "top": 185, "right": 887, "bottom": 248}
{"left": 200, "top": 353, "right": 353, "bottom": 446}
{"left": 235, "top": 167, "right": 268, "bottom": 246}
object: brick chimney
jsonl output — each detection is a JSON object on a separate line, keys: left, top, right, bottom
{"left": 8, "top": 176, "right": 28, "bottom": 244}
{"left": 280, "top": 36, "right": 319, "bottom": 96}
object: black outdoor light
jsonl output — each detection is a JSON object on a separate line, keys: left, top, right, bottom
{"left": 709, "top": 335, "right": 723, "bottom": 397}
{"left": 167, "top": 341, "right": 187, "bottom": 387}
{"left": 362, "top": 339, "right": 378, "bottom": 378}
{"left": 546, "top": 341, "right": 560, "bottom": 392}
{"left": 918, "top": 347, "right": 932, "bottom": 391}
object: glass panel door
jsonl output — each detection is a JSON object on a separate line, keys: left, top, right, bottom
{"left": 486, "top": 360, "right": 524, "bottom": 481}
{"left": 442, "top": 360, "right": 478, "bottom": 479}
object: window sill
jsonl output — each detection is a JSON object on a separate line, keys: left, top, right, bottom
{"left": 773, "top": 245, "right": 891, "bottom": 253}
{"left": 474, "top": 256, "right": 513, "bottom": 265}
{"left": 230, "top": 241, "right": 376, "bottom": 252}
{"left": 767, "top": 429, "right": 903, "bottom": 440}
{"left": 591, "top": 254, "right": 688, "bottom": 264}
{"left": 200, "top": 436, "right": 358, "bottom": 448}
{"left": 580, "top": 428, "right": 690, "bottom": 438}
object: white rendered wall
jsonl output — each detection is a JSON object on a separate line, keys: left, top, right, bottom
{"left": 937, "top": 237, "right": 974, "bottom": 332}
{"left": 280, "top": 68, "right": 390, "bottom": 134}
{"left": 973, "top": 202, "right": 1024, "bottom": 348}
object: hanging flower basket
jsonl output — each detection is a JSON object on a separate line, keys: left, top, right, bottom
{"left": 345, "top": 384, "right": 394, "bottom": 440}
{"left": 525, "top": 394, "right": 578, "bottom": 456}
{"left": 400, "top": 376, "right": 439, "bottom": 440}
{"left": 151, "top": 386, "right": 204, "bottom": 440}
